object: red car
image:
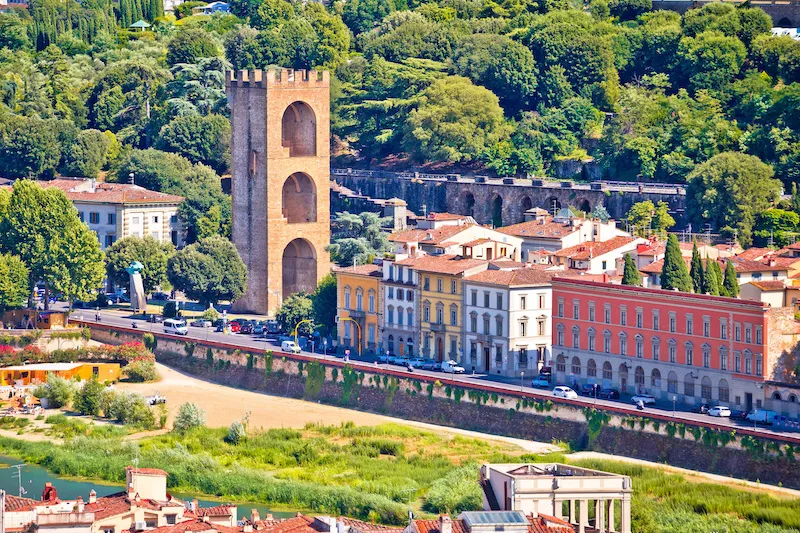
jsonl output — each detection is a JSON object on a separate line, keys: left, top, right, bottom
{"left": 228, "top": 320, "right": 241, "bottom": 333}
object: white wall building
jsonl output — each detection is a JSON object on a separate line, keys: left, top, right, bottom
{"left": 381, "top": 257, "right": 420, "bottom": 357}
{"left": 462, "top": 267, "right": 555, "bottom": 377}
{"left": 41, "top": 179, "right": 185, "bottom": 250}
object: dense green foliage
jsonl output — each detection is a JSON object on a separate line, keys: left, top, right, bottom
{"left": 621, "top": 253, "right": 640, "bottom": 286}
{"left": 312, "top": 273, "right": 337, "bottom": 336}
{"left": 276, "top": 292, "right": 314, "bottom": 336}
{"left": 167, "top": 236, "right": 247, "bottom": 305}
{"left": 661, "top": 234, "right": 692, "bottom": 292}
{"left": 105, "top": 236, "right": 174, "bottom": 295}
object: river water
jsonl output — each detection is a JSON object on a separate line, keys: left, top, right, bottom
{"left": 0, "top": 456, "right": 296, "bottom": 519}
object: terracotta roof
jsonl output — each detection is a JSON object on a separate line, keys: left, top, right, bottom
{"left": 332, "top": 264, "right": 382, "bottom": 277}
{"left": 727, "top": 257, "right": 789, "bottom": 273}
{"left": 41, "top": 179, "right": 184, "bottom": 205}
{"left": 4, "top": 495, "right": 39, "bottom": 512}
{"left": 127, "top": 466, "right": 168, "bottom": 476}
{"left": 488, "top": 260, "right": 527, "bottom": 269}
{"left": 337, "top": 518, "right": 401, "bottom": 533}
{"left": 736, "top": 247, "right": 773, "bottom": 261}
{"left": 553, "top": 237, "right": 636, "bottom": 260}
{"left": 465, "top": 266, "right": 556, "bottom": 287}
{"left": 195, "top": 505, "right": 235, "bottom": 517}
{"left": 255, "top": 516, "right": 318, "bottom": 533}
{"left": 84, "top": 491, "right": 171, "bottom": 520}
{"left": 394, "top": 254, "right": 487, "bottom": 275}
{"left": 748, "top": 280, "right": 786, "bottom": 291}
{"left": 425, "top": 213, "right": 466, "bottom": 221}
{"left": 462, "top": 238, "right": 492, "bottom": 247}
{"left": 411, "top": 519, "right": 469, "bottom": 533}
{"left": 497, "top": 219, "right": 577, "bottom": 239}
{"left": 528, "top": 515, "right": 573, "bottom": 533}
{"left": 147, "top": 520, "right": 241, "bottom": 533}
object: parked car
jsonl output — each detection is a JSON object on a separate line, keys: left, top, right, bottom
{"left": 148, "top": 314, "right": 164, "bottom": 323}
{"left": 530, "top": 376, "right": 551, "bottom": 388}
{"left": 151, "top": 292, "right": 170, "bottom": 301}
{"left": 707, "top": 406, "right": 732, "bottom": 417}
{"left": 253, "top": 322, "right": 265, "bottom": 335}
{"left": 631, "top": 394, "right": 656, "bottom": 405}
{"left": 441, "top": 360, "right": 465, "bottom": 374}
{"left": 267, "top": 320, "right": 281, "bottom": 334}
{"left": 729, "top": 409, "right": 748, "bottom": 421}
{"left": 746, "top": 409, "right": 776, "bottom": 425}
{"left": 691, "top": 403, "right": 711, "bottom": 414}
{"left": 407, "top": 358, "right": 426, "bottom": 368}
{"left": 388, "top": 354, "right": 407, "bottom": 365}
{"left": 281, "top": 340, "right": 302, "bottom": 353}
{"left": 164, "top": 318, "right": 189, "bottom": 335}
{"left": 378, "top": 353, "right": 392, "bottom": 363}
{"left": 190, "top": 319, "right": 213, "bottom": 328}
{"left": 598, "top": 388, "right": 620, "bottom": 400}
{"left": 227, "top": 321, "right": 241, "bottom": 333}
{"left": 420, "top": 359, "right": 439, "bottom": 371}
{"left": 553, "top": 386, "right": 578, "bottom": 399}
{"left": 579, "top": 384, "right": 601, "bottom": 397}
{"left": 239, "top": 321, "right": 254, "bottom": 334}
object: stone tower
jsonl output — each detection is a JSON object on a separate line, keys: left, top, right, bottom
{"left": 226, "top": 69, "right": 331, "bottom": 314}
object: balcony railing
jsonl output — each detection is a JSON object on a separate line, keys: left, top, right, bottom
{"left": 38, "top": 513, "right": 96, "bottom": 526}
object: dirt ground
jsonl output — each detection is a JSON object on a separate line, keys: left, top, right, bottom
{"left": 117, "top": 363, "right": 559, "bottom": 454}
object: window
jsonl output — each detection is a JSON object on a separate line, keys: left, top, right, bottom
{"left": 601, "top": 260, "right": 607, "bottom": 270}
{"left": 556, "top": 356, "right": 566, "bottom": 372}
{"left": 496, "top": 293, "right": 503, "bottom": 309}
{"left": 436, "top": 306, "right": 444, "bottom": 324}
{"left": 703, "top": 347, "right": 710, "bottom": 368}
{"left": 170, "top": 215, "right": 178, "bottom": 223}
{"left": 538, "top": 294, "right": 545, "bottom": 308}
{"left": 520, "top": 296, "right": 526, "bottom": 310}
{"left": 756, "top": 327, "right": 762, "bottom": 344}
{"left": 752, "top": 272, "right": 762, "bottom": 281}
{"left": 720, "top": 347, "right": 728, "bottom": 371}
{"left": 451, "top": 338, "right": 458, "bottom": 358}
{"left": 407, "top": 309, "right": 412, "bottom": 325}
{"left": 103, "top": 528, "right": 115, "bottom": 533}
{"left": 587, "top": 360, "right": 597, "bottom": 377}
{"left": 451, "top": 279, "right": 457, "bottom": 294}
{"left": 603, "top": 333, "right": 611, "bottom": 354}
{"left": 685, "top": 344, "right": 694, "bottom": 366}
{"left": 407, "top": 290, "right": 413, "bottom": 301}
{"left": 485, "top": 291, "right": 491, "bottom": 308}
{"left": 153, "top": 216, "right": 159, "bottom": 223}
{"left": 635, "top": 337, "right": 643, "bottom": 358}
{"left": 557, "top": 298, "right": 564, "bottom": 317}
{"left": 387, "top": 307, "right": 394, "bottom": 324}
{"left": 572, "top": 327, "right": 580, "bottom": 349}
{"left": 496, "top": 316, "right": 503, "bottom": 336}
{"left": 745, "top": 326, "right": 752, "bottom": 344}
{"left": 470, "top": 313, "right": 477, "bottom": 332}
{"left": 556, "top": 326, "right": 564, "bottom": 346}
{"left": 151, "top": 231, "right": 160, "bottom": 240}
{"left": 652, "top": 313, "right": 660, "bottom": 331}
{"left": 756, "top": 355, "right": 762, "bottom": 375}
{"left": 745, "top": 353, "right": 752, "bottom": 374}
{"left": 701, "top": 380, "right": 712, "bottom": 400}
{"left": 734, "top": 352, "right": 741, "bottom": 373}
{"left": 437, "top": 278, "right": 443, "bottom": 292}
{"left": 720, "top": 321, "right": 727, "bottom": 339}
{"left": 388, "top": 287, "right": 394, "bottom": 299}
{"left": 166, "top": 515, "right": 177, "bottom": 526}
{"left": 571, "top": 357, "right": 581, "bottom": 375}
{"left": 603, "top": 362, "right": 613, "bottom": 380}
{"left": 397, "top": 308, "right": 404, "bottom": 326}
{"left": 652, "top": 338, "right": 660, "bottom": 360}
{"left": 105, "top": 235, "right": 115, "bottom": 247}
{"left": 735, "top": 324, "right": 741, "bottom": 341}
{"left": 369, "top": 292, "right": 375, "bottom": 313}
{"left": 423, "top": 304, "right": 430, "bottom": 322}
{"left": 132, "top": 216, "right": 140, "bottom": 225}
{"left": 686, "top": 316, "right": 693, "bottom": 335}
{"left": 451, "top": 306, "right": 458, "bottom": 326}
{"left": 588, "top": 330, "right": 596, "bottom": 351}
{"left": 145, "top": 519, "right": 157, "bottom": 529}
{"left": 356, "top": 289, "right": 363, "bottom": 311}
{"left": 484, "top": 316, "right": 491, "bottom": 335}
{"left": 684, "top": 378, "right": 695, "bottom": 397}
{"left": 171, "top": 230, "right": 178, "bottom": 246}
{"left": 520, "top": 321, "right": 527, "bottom": 337}
{"left": 620, "top": 308, "right": 627, "bottom": 326}
{"left": 78, "top": 211, "right": 84, "bottom": 222}
{"left": 703, "top": 319, "right": 710, "bottom": 338}
{"left": 344, "top": 288, "right": 351, "bottom": 310}
{"left": 537, "top": 319, "right": 545, "bottom": 336}
{"left": 604, "top": 305, "right": 611, "bottom": 324}
{"left": 719, "top": 382, "right": 730, "bottom": 403}
{"left": 669, "top": 313, "right": 676, "bottom": 333}
{"left": 636, "top": 310, "right": 643, "bottom": 328}
{"left": 107, "top": 213, "right": 116, "bottom": 225}
{"left": 471, "top": 290, "right": 477, "bottom": 306}
{"left": 424, "top": 277, "right": 430, "bottom": 291}
{"left": 519, "top": 347, "right": 528, "bottom": 364}
{"left": 397, "top": 290, "right": 404, "bottom": 301}
{"left": 573, "top": 302, "right": 580, "bottom": 319}
{"left": 667, "top": 375, "right": 677, "bottom": 394}
{"left": 495, "top": 344, "right": 502, "bottom": 362}
{"left": 89, "top": 212, "right": 99, "bottom": 224}
{"left": 588, "top": 304, "right": 595, "bottom": 322}
{"left": 92, "top": 366, "right": 99, "bottom": 375}
{"left": 368, "top": 324, "right": 376, "bottom": 343}
{"left": 620, "top": 333, "right": 627, "bottom": 356}
{"left": 669, "top": 341, "right": 676, "bottom": 363}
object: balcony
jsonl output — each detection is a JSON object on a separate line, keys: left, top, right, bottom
{"left": 349, "top": 310, "right": 366, "bottom": 319}
{"left": 430, "top": 323, "right": 446, "bottom": 332}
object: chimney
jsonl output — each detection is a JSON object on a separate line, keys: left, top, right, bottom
{"left": 251, "top": 510, "right": 260, "bottom": 523}
{"left": 439, "top": 515, "right": 452, "bottom": 533}
{"left": 42, "top": 482, "right": 58, "bottom": 503}
{"left": 265, "top": 514, "right": 273, "bottom": 521}
{"left": 202, "top": 516, "right": 210, "bottom": 523}
{"left": 88, "top": 489, "right": 97, "bottom": 504}
{"left": 90, "top": 178, "right": 97, "bottom": 193}
{"left": 127, "top": 483, "right": 136, "bottom": 500}
{"left": 76, "top": 496, "right": 84, "bottom": 513}
{"left": 192, "top": 499, "right": 199, "bottom": 511}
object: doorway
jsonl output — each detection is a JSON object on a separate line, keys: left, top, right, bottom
{"left": 484, "top": 347, "right": 490, "bottom": 372}
{"left": 436, "top": 338, "right": 444, "bottom": 361}
{"left": 745, "top": 392, "right": 753, "bottom": 412}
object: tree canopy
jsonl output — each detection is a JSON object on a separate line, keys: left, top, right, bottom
{"left": 105, "top": 236, "right": 174, "bottom": 294}
{"left": 167, "top": 236, "right": 247, "bottom": 305}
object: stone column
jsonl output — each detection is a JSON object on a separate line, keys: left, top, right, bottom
{"left": 569, "top": 500, "right": 575, "bottom": 523}
{"left": 553, "top": 500, "right": 563, "bottom": 520}
{"left": 621, "top": 494, "right": 632, "bottom": 533}
{"left": 579, "top": 499, "right": 588, "bottom": 533}
{"left": 596, "top": 500, "right": 605, "bottom": 533}
{"left": 607, "top": 500, "right": 615, "bottom": 533}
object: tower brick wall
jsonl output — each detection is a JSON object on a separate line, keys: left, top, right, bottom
{"left": 226, "top": 69, "right": 331, "bottom": 315}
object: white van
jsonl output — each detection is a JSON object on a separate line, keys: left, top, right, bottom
{"left": 163, "top": 318, "right": 189, "bottom": 335}
{"left": 281, "top": 340, "right": 302, "bottom": 353}
{"left": 440, "top": 360, "right": 465, "bottom": 374}
{"left": 746, "top": 409, "right": 776, "bottom": 425}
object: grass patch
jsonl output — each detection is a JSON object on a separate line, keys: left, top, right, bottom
{"left": 569, "top": 458, "right": 800, "bottom": 533}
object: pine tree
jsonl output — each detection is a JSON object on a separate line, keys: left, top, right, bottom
{"left": 792, "top": 183, "right": 800, "bottom": 214}
{"left": 661, "top": 234, "right": 692, "bottom": 292}
{"left": 723, "top": 260, "right": 739, "bottom": 297}
{"left": 689, "top": 241, "right": 704, "bottom": 293}
{"left": 705, "top": 258, "right": 722, "bottom": 296}
{"left": 622, "top": 253, "right": 641, "bottom": 286}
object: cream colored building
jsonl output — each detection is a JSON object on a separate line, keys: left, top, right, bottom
{"left": 480, "top": 463, "right": 632, "bottom": 533}
{"left": 40, "top": 179, "right": 185, "bottom": 250}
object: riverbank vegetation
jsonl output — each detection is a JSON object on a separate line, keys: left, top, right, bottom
{"left": 0, "top": 422, "right": 797, "bottom": 531}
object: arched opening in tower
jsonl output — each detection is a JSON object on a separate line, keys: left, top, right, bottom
{"left": 460, "top": 192, "right": 475, "bottom": 217}
{"left": 281, "top": 102, "right": 317, "bottom": 157}
{"left": 491, "top": 195, "right": 503, "bottom": 227}
{"left": 282, "top": 238, "right": 317, "bottom": 298}
{"left": 282, "top": 172, "right": 317, "bottom": 223}
{"left": 522, "top": 196, "right": 533, "bottom": 215}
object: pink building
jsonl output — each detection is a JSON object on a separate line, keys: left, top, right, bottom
{"left": 551, "top": 278, "right": 800, "bottom": 415}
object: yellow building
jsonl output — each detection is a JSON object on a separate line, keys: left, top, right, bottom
{"left": 0, "top": 362, "right": 121, "bottom": 386}
{"left": 334, "top": 264, "right": 383, "bottom": 356}
{"left": 398, "top": 255, "right": 488, "bottom": 361}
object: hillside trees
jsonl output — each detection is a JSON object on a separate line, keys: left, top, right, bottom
{"left": 167, "top": 236, "right": 247, "bottom": 305}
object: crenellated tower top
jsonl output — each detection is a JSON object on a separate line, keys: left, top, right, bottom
{"left": 225, "top": 69, "right": 329, "bottom": 88}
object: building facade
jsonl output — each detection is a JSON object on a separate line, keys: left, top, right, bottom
{"left": 335, "top": 265, "right": 382, "bottom": 356}
{"left": 551, "top": 278, "right": 796, "bottom": 413}
{"left": 463, "top": 268, "right": 554, "bottom": 377}
{"left": 227, "top": 69, "right": 331, "bottom": 314}
{"left": 380, "top": 259, "right": 419, "bottom": 357}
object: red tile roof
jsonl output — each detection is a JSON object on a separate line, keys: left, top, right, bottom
{"left": 736, "top": 247, "right": 773, "bottom": 261}
{"left": 83, "top": 493, "right": 134, "bottom": 520}
{"left": 332, "top": 264, "right": 382, "bottom": 277}
{"left": 255, "top": 516, "right": 318, "bottom": 533}
{"left": 465, "top": 266, "right": 556, "bottom": 287}
{"left": 528, "top": 515, "right": 573, "bottom": 533}
{"left": 337, "top": 518, "right": 401, "bottom": 533}
{"left": 390, "top": 225, "right": 474, "bottom": 246}
{"left": 411, "top": 519, "right": 469, "bottom": 533}
{"left": 147, "top": 519, "right": 241, "bottom": 533}
{"left": 425, "top": 213, "right": 466, "bottom": 221}
{"left": 41, "top": 179, "right": 184, "bottom": 205}
{"left": 127, "top": 466, "right": 168, "bottom": 476}
{"left": 195, "top": 505, "right": 235, "bottom": 517}
{"left": 497, "top": 219, "right": 577, "bottom": 239}
{"left": 727, "top": 257, "right": 790, "bottom": 273}
{"left": 394, "top": 255, "right": 487, "bottom": 275}
{"left": 4, "top": 495, "right": 39, "bottom": 512}
{"left": 462, "top": 238, "right": 492, "bottom": 247}
{"left": 748, "top": 280, "right": 786, "bottom": 291}
{"left": 553, "top": 237, "right": 636, "bottom": 260}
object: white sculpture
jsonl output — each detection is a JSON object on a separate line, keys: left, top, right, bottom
{"left": 127, "top": 261, "right": 147, "bottom": 312}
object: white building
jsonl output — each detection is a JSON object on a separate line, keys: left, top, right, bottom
{"left": 41, "top": 179, "right": 185, "bottom": 250}
{"left": 551, "top": 236, "right": 644, "bottom": 275}
{"left": 462, "top": 266, "right": 555, "bottom": 377}
{"left": 381, "top": 257, "right": 419, "bottom": 357}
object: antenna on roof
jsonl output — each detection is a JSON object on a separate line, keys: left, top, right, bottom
{"left": 11, "top": 464, "right": 25, "bottom": 497}
{"left": 131, "top": 446, "right": 140, "bottom": 474}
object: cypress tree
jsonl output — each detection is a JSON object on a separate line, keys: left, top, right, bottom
{"left": 723, "top": 260, "right": 739, "bottom": 297}
{"left": 705, "top": 258, "right": 722, "bottom": 296}
{"left": 622, "top": 253, "right": 641, "bottom": 286}
{"left": 690, "top": 241, "right": 704, "bottom": 293}
{"left": 661, "top": 234, "right": 692, "bottom": 292}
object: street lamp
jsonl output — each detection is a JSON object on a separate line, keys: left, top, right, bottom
{"left": 520, "top": 371, "right": 525, "bottom": 392}
{"left": 672, "top": 395, "right": 677, "bottom": 418}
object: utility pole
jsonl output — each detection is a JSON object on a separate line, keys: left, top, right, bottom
{"left": 11, "top": 465, "right": 25, "bottom": 497}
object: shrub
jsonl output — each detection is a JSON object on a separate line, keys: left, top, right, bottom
{"left": 163, "top": 301, "right": 178, "bottom": 318}
{"left": 423, "top": 464, "right": 482, "bottom": 513}
{"left": 98, "top": 388, "right": 117, "bottom": 417}
{"left": 123, "top": 360, "right": 158, "bottom": 382}
{"left": 33, "top": 374, "right": 76, "bottom": 408}
{"left": 225, "top": 421, "right": 246, "bottom": 445}
{"left": 108, "top": 392, "right": 155, "bottom": 428}
{"left": 74, "top": 377, "right": 105, "bottom": 416}
{"left": 202, "top": 307, "right": 220, "bottom": 321}
{"left": 173, "top": 402, "right": 205, "bottom": 432}
{"left": 143, "top": 333, "right": 156, "bottom": 352}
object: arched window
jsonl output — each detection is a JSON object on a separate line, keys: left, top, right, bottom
{"left": 668, "top": 339, "right": 677, "bottom": 363}
{"left": 719, "top": 346, "right": 728, "bottom": 371}
{"left": 702, "top": 343, "right": 711, "bottom": 368}
{"left": 368, "top": 290, "right": 375, "bottom": 313}
{"left": 651, "top": 368, "right": 661, "bottom": 388}
{"left": 282, "top": 101, "right": 316, "bottom": 157}
{"left": 619, "top": 332, "right": 628, "bottom": 356}
{"left": 602, "top": 361, "right": 612, "bottom": 380}
{"left": 634, "top": 366, "right": 645, "bottom": 386}
{"left": 571, "top": 356, "right": 581, "bottom": 376}
{"left": 701, "top": 376, "right": 712, "bottom": 400}
{"left": 572, "top": 325, "right": 580, "bottom": 349}
{"left": 718, "top": 379, "right": 730, "bottom": 403}
{"left": 587, "top": 328, "right": 596, "bottom": 352}
{"left": 651, "top": 337, "right": 661, "bottom": 361}
{"left": 684, "top": 374, "right": 696, "bottom": 397}
{"left": 587, "top": 359, "right": 597, "bottom": 377}
{"left": 667, "top": 371, "right": 678, "bottom": 394}
{"left": 603, "top": 329, "right": 611, "bottom": 353}
{"left": 635, "top": 334, "right": 643, "bottom": 358}
{"left": 788, "top": 394, "right": 797, "bottom": 403}
{"left": 282, "top": 173, "right": 317, "bottom": 223}
{"left": 684, "top": 341, "right": 694, "bottom": 366}
{"left": 356, "top": 288, "right": 363, "bottom": 311}
{"left": 388, "top": 335, "right": 394, "bottom": 354}
{"left": 344, "top": 287, "right": 351, "bottom": 310}
{"left": 556, "top": 354, "right": 566, "bottom": 373}
{"left": 772, "top": 391, "right": 783, "bottom": 401}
